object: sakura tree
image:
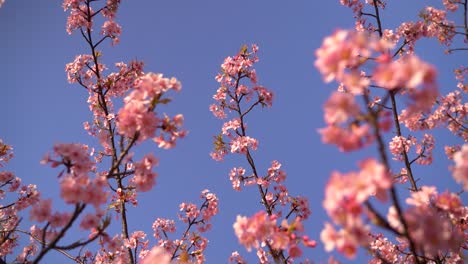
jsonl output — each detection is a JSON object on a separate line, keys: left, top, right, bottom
{"left": 0, "top": 0, "right": 466, "bottom": 263}
{"left": 315, "top": 0, "right": 467, "bottom": 263}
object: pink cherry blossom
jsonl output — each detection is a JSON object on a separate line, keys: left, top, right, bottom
{"left": 200, "top": 189, "right": 219, "bottom": 223}
{"left": 152, "top": 218, "right": 176, "bottom": 239}
{"left": 372, "top": 55, "right": 437, "bottom": 91}
{"left": 0, "top": 140, "right": 13, "bottom": 167}
{"left": 230, "top": 136, "right": 258, "bottom": 154}
{"left": 420, "top": 6, "right": 456, "bottom": 46}
{"left": 403, "top": 205, "right": 464, "bottom": 257}
{"left": 323, "top": 158, "right": 391, "bottom": 226}
{"left": 452, "top": 144, "right": 468, "bottom": 189}
{"left": 454, "top": 66, "right": 467, "bottom": 93}
{"left": 233, "top": 212, "right": 276, "bottom": 252}
{"left": 29, "top": 199, "right": 52, "bottom": 223}
{"left": 65, "top": 4, "right": 93, "bottom": 34}
{"left": 62, "top": 0, "right": 84, "bottom": 11}
{"left": 80, "top": 213, "right": 100, "bottom": 230}
{"left": 179, "top": 202, "right": 200, "bottom": 221}
{"left": 318, "top": 123, "right": 373, "bottom": 152}
{"left": 443, "top": 0, "right": 462, "bottom": 12}
{"left": 323, "top": 91, "right": 360, "bottom": 124}
{"left": 131, "top": 153, "right": 159, "bottom": 192}
{"left": 389, "top": 135, "right": 415, "bottom": 161}
{"left": 101, "top": 20, "right": 121, "bottom": 45}
{"left": 415, "top": 133, "right": 435, "bottom": 165}
{"left": 116, "top": 73, "right": 184, "bottom": 144}
{"left": 229, "top": 251, "right": 247, "bottom": 264}
{"left": 229, "top": 167, "right": 245, "bottom": 191}
{"left": 140, "top": 246, "right": 170, "bottom": 264}
{"left": 65, "top": 54, "right": 94, "bottom": 85}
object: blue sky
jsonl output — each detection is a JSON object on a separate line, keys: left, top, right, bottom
{"left": 1, "top": 1, "right": 465, "bottom": 263}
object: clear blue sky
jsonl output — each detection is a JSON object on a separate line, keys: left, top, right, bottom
{"left": 1, "top": 1, "right": 465, "bottom": 263}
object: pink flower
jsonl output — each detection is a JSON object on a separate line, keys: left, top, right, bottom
{"left": 452, "top": 144, "right": 468, "bottom": 190}
{"left": 229, "top": 167, "right": 245, "bottom": 191}
{"left": 318, "top": 123, "right": 373, "bottom": 152}
{"left": 140, "top": 246, "right": 170, "bottom": 264}
{"left": 323, "top": 159, "right": 391, "bottom": 225}
{"left": 229, "top": 251, "right": 247, "bottom": 264}
{"left": 230, "top": 136, "right": 258, "bottom": 154}
{"left": 323, "top": 91, "right": 360, "bottom": 124}
{"left": 200, "top": 189, "right": 219, "bottom": 222}
{"left": 43, "top": 143, "right": 95, "bottom": 178}
{"left": 443, "top": 0, "right": 461, "bottom": 12}
{"left": 372, "top": 55, "right": 437, "bottom": 91}
{"left": 454, "top": 66, "right": 467, "bottom": 93}
{"left": 435, "top": 191, "right": 463, "bottom": 213}
{"left": 80, "top": 213, "right": 100, "bottom": 230}
{"left": 125, "top": 231, "right": 147, "bottom": 249}
{"left": 405, "top": 186, "right": 437, "bottom": 207}
{"left": 49, "top": 212, "right": 71, "bottom": 228}
{"left": 65, "top": 54, "right": 94, "bottom": 84}
{"left": 179, "top": 202, "right": 200, "bottom": 221}
{"left": 132, "top": 154, "right": 159, "bottom": 192}
{"left": 65, "top": 5, "right": 93, "bottom": 34}
{"left": 396, "top": 21, "right": 426, "bottom": 52}
{"left": 233, "top": 212, "right": 276, "bottom": 251}
{"left": 116, "top": 73, "right": 184, "bottom": 144}
{"left": 0, "top": 140, "right": 13, "bottom": 167}
{"left": 315, "top": 30, "right": 370, "bottom": 83}
{"left": 253, "top": 86, "right": 274, "bottom": 107}
{"left": 101, "top": 20, "right": 121, "bottom": 45}
{"left": 29, "top": 199, "right": 52, "bottom": 223}
{"left": 152, "top": 218, "right": 176, "bottom": 239}
{"left": 222, "top": 118, "right": 241, "bottom": 136}
{"left": 0, "top": 171, "right": 15, "bottom": 184}
{"left": 341, "top": 70, "right": 370, "bottom": 94}
{"left": 415, "top": 134, "right": 435, "bottom": 165}
{"left": 404, "top": 206, "right": 464, "bottom": 257}
{"left": 420, "top": 6, "right": 456, "bottom": 46}
{"left": 287, "top": 245, "right": 302, "bottom": 258}
{"left": 209, "top": 103, "right": 227, "bottom": 119}
{"left": 389, "top": 136, "right": 415, "bottom": 161}
{"left": 62, "top": 0, "right": 84, "bottom": 11}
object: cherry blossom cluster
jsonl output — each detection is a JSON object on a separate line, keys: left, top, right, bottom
{"left": 209, "top": 44, "right": 271, "bottom": 121}
{"left": 388, "top": 134, "right": 435, "bottom": 164}
{"left": 149, "top": 190, "right": 219, "bottom": 263}
{"left": 338, "top": 0, "right": 386, "bottom": 32}
{"left": 315, "top": 29, "right": 438, "bottom": 97}
{"left": 41, "top": 143, "right": 108, "bottom": 208}
{"left": 63, "top": 0, "right": 122, "bottom": 43}
{"left": 86, "top": 190, "right": 218, "bottom": 263}
{"left": 211, "top": 46, "right": 315, "bottom": 263}
{"left": 116, "top": 73, "right": 186, "bottom": 146}
{"left": 92, "top": 231, "right": 150, "bottom": 263}
{"left": 316, "top": 0, "right": 468, "bottom": 262}
{"left": 340, "top": 0, "right": 465, "bottom": 53}
{"left": 0, "top": 141, "right": 40, "bottom": 259}
{"left": 419, "top": 6, "right": 456, "bottom": 46}
{"left": 365, "top": 187, "right": 466, "bottom": 263}
{"left": 392, "top": 188, "right": 465, "bottom": 259}
{"left": 452, "top": 144, "right": 468, "bottom": 189}
{"left": 0, "top": 0, "right": 206, "bottom": 263}
{"left": 443, "top": 0, "right": 462, "bottom": 12}
{"left": 0, "top": 139, "right": 13, "bottom": 167}
{"left": 398, "top": 66, "right": 467, "bottom": 143}
{"left": 318, "top": 91, "right": 379, "bottom": 152}
{"left": 321, "top": 159, "right": 391, "bottom": 258}
{"left": 233, "top": 212, "right": 316, "bottom": 262}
